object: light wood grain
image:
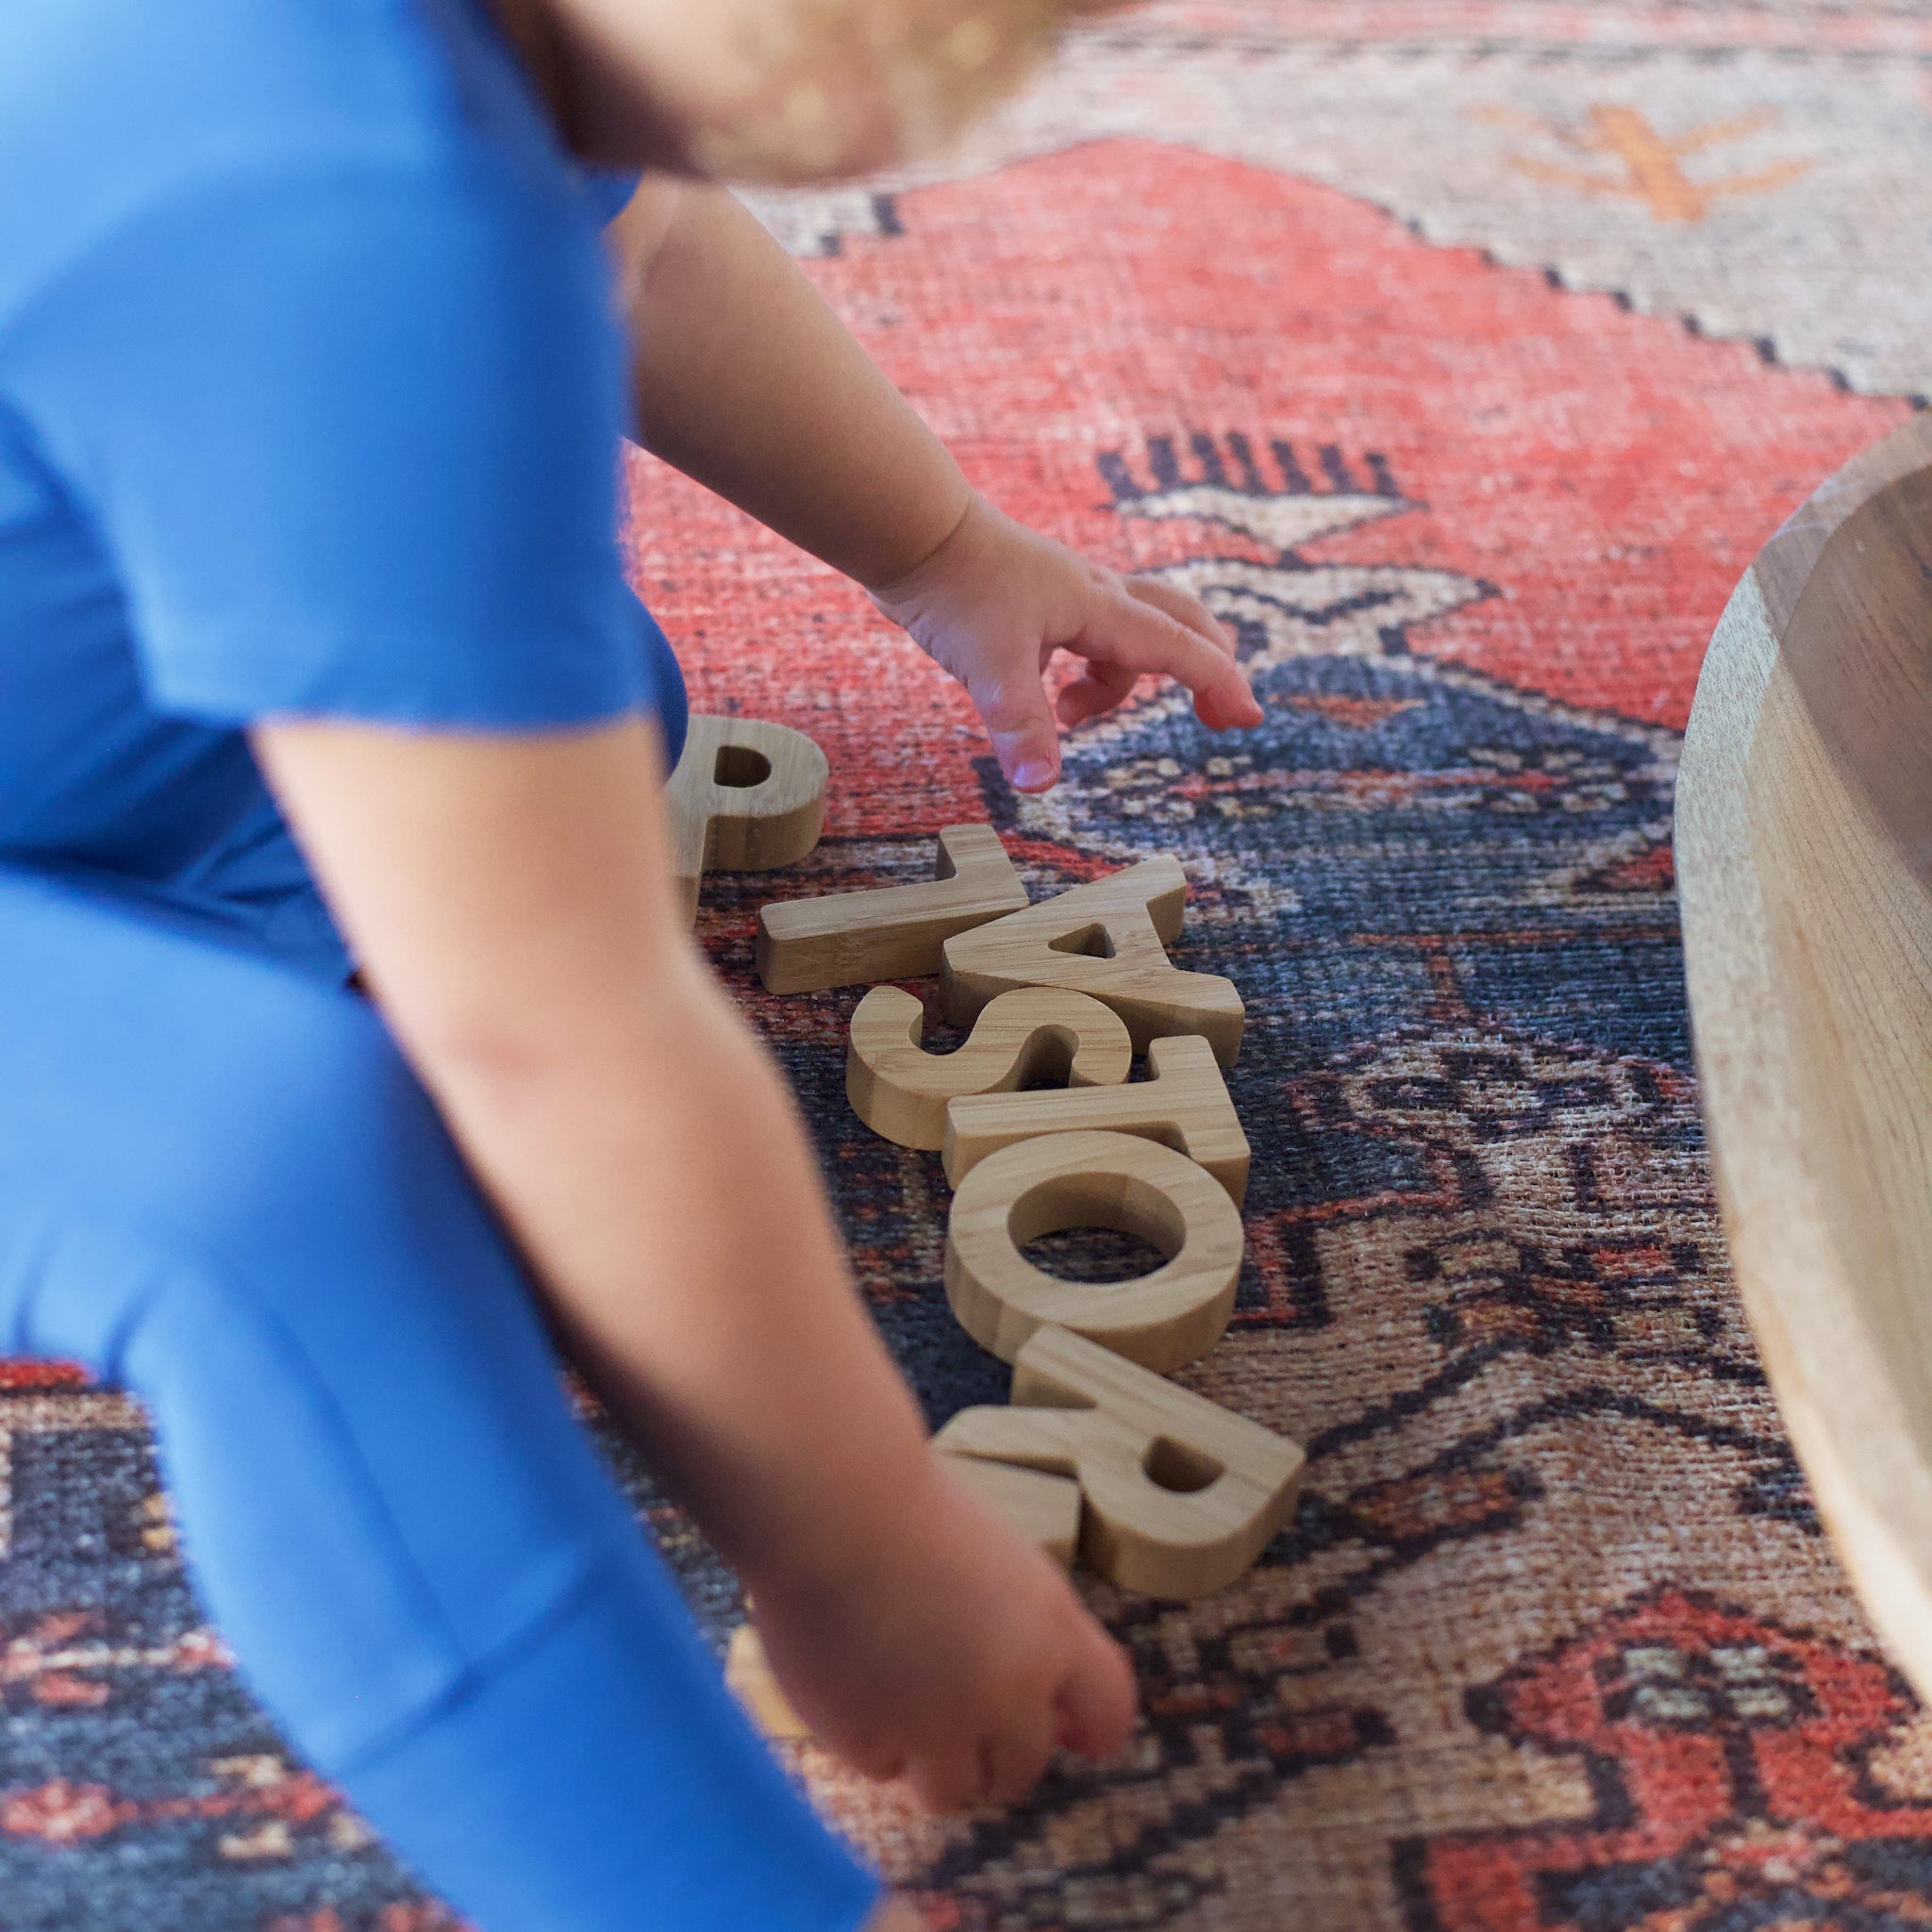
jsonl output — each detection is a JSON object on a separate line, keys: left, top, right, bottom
{"left": 1676, "top": 413, "right": 1932, "bottom": 1704}
{"left": 944, "top": 1033, "right": 1250, "bottom": 1204}
{"left": 724, "top": 1624, "right": 810, "bottom": 1741}
{"left": 724, "top": 1450, "right": 1081, "bottom": 1742}
{"left": 846, "top": 984, "right": 1133, "bottom": 1150}
{"left": 941, "top": 857, "right": 1245, "bottom": 1066}
{"left": 935, "top": 1323, "right": 1304, "bottom": 1600}
{"left": 756, "top": 824, "right": 1030, "bottom": 992}
{"left": 944, "top": 1129, "right": 1244, "bottom": 1372}
{"left": 665, "top": 715, "right": 829, "bottom": 925}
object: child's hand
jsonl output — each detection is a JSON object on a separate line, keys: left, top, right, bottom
{"left": 870, "top": 492, "right": 1264, "bottom": 792}
{"left": 747, "top": 1457, "right": 1138, "bottom": 1812}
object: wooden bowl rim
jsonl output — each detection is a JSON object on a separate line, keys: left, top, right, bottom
{"left": 1677, "top": 412, "right": 1932, "bottom": 1693}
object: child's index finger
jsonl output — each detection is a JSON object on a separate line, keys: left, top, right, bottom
{"left": 1124, "top": 576, "right": 1239, "bottom": 661}
{"left": 1079, "top": 587, "right": 1254, "bottom": 700}
{"left": 1080, "top": 590, "right": 1264, "bottom": 731}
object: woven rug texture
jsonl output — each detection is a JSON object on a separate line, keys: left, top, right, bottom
{"left": 3, "top": 5, "right": 1931, "bottom": 1928}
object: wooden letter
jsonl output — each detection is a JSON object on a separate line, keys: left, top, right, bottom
{"left": 666, "top": 715, "right": 829, "bottom": 925}
{"left": 935, "top": 1324, "right": 1305, "bottom": 1601}
{"left": 944, "top": 1033, "right": 1251, "bottom": 1203}
{"left": 724, "top": 1448, "right": 1079, "bottom": 1741}
{"left": 846, "top": 985, "right": 1133, "bottom": 1151}
{"left": 756, "top": 824, "right": 1030, "bottom": 992}
{"left": 944, "top": 1129, "right": 1243, "bottom": 1372}
{"left": 724, "top": 1624, "right": 809, "bottom": 1741}
{"left": 941, "top": 856, "right": 1244, "bottom": 1064}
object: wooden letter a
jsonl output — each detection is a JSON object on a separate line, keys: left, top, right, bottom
{"left": 941, "top": 857, "right": 1244, "bottom": 1065}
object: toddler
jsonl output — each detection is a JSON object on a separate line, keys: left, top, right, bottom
{"left": 0, "top": 0, "right": 1262, "bottom": 1926}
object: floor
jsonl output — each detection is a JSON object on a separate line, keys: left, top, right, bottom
{"left": 6, "top": 5, "right": 1930, "bottom": 1929}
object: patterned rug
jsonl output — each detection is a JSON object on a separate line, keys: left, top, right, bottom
{"left": 5, "top": 5, "right": 1931, "bottom": 1929}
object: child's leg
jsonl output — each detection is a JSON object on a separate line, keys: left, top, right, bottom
{"left": 0, "top": 867, "right": 875, "bottom": 1932}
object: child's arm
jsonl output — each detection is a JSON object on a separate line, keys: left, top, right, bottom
{"left": 609, "top": 178, "right": 1263, "bottom": 791}
{"left": 252, "top": 714, "right": 1137, "bottom": 1816}
{"left": 608, "top": 176, "right": 970, "bottom": 591}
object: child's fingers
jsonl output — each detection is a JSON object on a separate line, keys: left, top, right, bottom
{"left": 847, "top": 1740, "right": 908, "bottom": 1785}
{"left": 1055, "top": 659, "right": 1139, "bottom": 727}
{"left": 1124, "top": 576, "right": 1237, "bottom": 659}
{"left": 966, "top": 666, "right": 1063, "bottom": 791}
{"left": 908, "top": 1737, "right": 1000, "bottom": 1815}
{"left": 1053, "top": 1622, "right": 1139, "bottom": 1758}
{"left": 1078, "top": 585, "right": 1263, "bottom": 731}
{"left": 810, "top": 1707, "right": 907, "bottom": 1785}
{"left": 1060, "top": 576, "right": 1233, "bottom": 726}
{"left": 977, "top": 1701, "right": 1057, "bottom": 1808}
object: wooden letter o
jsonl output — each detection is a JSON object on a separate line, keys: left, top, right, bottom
{"left": 944, "top": 1129, "right": 1243, "bottom": 1373}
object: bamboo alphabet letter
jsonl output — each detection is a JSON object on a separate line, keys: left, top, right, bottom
{"left": 846, "top": 985, "right": 1133, "bottom": 1151}
{"left": 723, "top": 1625, "right": 808, "bottom": 1741}
{"left": 756, "top": 824, "right": 1029, "bottom": 992}
{"left": 934, "top": 1324, "right": 1305, "bottom": 1600}
{"left": 944, "top": 1033, "right": 1251, "bottom": 1203}
{"left": 944, "top": 1129, "right": 1245, "bottom": 1372}
{"left": 941, "top": 857, "right": 1245, "bottom": 1064}
{"left": 666, "top": 715, "right": 829, "bottom": 926}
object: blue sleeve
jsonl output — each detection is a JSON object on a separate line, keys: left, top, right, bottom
{"left": 579, "top": 165, "right": 643, "bottom": 226}
{"left": 4, "top": 158, "right": 658, "bottom": 730}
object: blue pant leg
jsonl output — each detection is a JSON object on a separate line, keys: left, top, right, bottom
{"left": 631, "top": 591, "right": 688, "bottom": 770}
{"left": 0, "top": 868, "right": 876, "bottom": 1932}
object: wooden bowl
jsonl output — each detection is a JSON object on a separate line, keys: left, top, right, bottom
{"left": 1678, "top": 413, "right": 1932, "bottom": 1687}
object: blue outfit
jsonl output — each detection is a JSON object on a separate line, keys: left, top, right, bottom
{"left": 0, "top": 1, "right": 876, "bottom": 1928}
